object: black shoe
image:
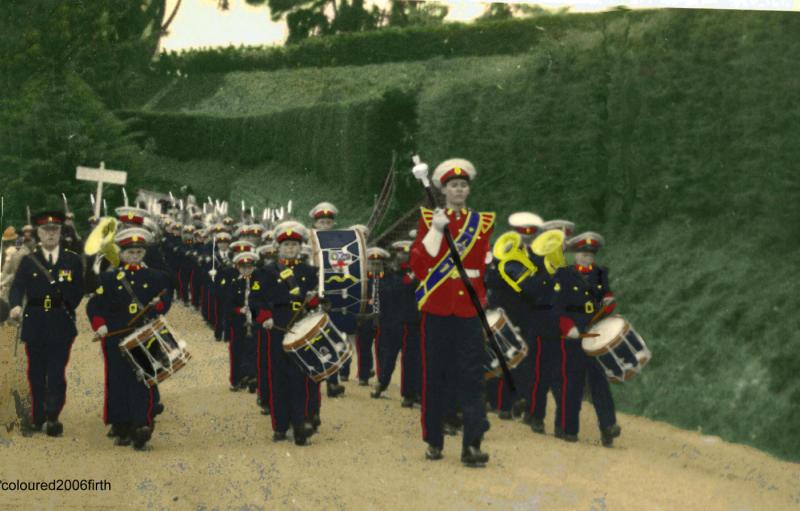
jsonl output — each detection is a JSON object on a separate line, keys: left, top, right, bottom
{"left": 310, "top": 414, "right": 321, "bottom": 430}
{"left": 530, "top": 417, "right": 545, "bottom": 434}
{"left": 114, "top": 430, "right": 132, "bottom": 446}
{"left": 601, "top": 424, "right": 620, "bottom": 447}
{"left": 152, "top": 403, "right": 165, "bottom": 416}
{"left": 260, "top": 406, "right": 270, "bottom": 416}
{"left": 45, "top": 420, "right": 63, "bottom": 437}
{"left": 401, "top": 397, "right": 414, "bottom": 408}
{"left": 229, "top": 384, "right": 240, "bottom": 392}
{"left": 461, "top": 445, "right": 489, "bottom": 466}
{"left": 340, "top": 374, "right": 349, "bottom": 382}
{"left": 443, "top": 423, "right": 458, "bottom": 436}
{"left": 27, "top": 422, "right": 44, "bottom": 433}
{"left": 107, "top": 424, "right": 123, "bottom": 438}
{"left": 498, "top": 410, "right": 512, "bottom": 420}
{"left": 521, "top": 413, "right": 533, "bottom": 425}
{"left": 425, "top": 446, "right": 443, "bottom": 460}
{"left": 239, "top": 379, "right": 249, "bottom": 390}
{"left": 273, "top": 431, "right": 288, "bottom": 442}
{"left": 554, "top": 425, "right": 565, "bottom": 439}
{"left": 358, "top": 379, "right": 369, "bottom": 386}
{"left": 327, "top": 383, "right": 345, "bottom": 398}
{"left": 370, "top": 384, "right": 387, "bottom": 399}
{"left": 563, "top": 433, "right": 579, "bottom": 443}
{"left": 132, "top": 426, "right": 152, "bottom": 450}
{"left": 247, "top": 380, "right": 257, "bottom": 394}
{"left": 294, "top": 435, "right": 308, "bottom": 446}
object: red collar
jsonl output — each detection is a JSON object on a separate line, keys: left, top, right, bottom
{"left": 367, "top": 271, "right": 384, "bottom": 279}
{"left": 124, "top": 264, "right": 142, "bottom": 272}
{"left": 575, "top": 264, "right": 594, "bottom": 274}
{"left": 279, "top": 258, "right": 300, "bottom": 267}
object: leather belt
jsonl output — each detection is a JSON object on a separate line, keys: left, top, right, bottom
{"left": 27, "top": 296, "right": 64, "bottom": 310}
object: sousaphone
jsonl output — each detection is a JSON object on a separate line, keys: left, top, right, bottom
{"left": 84, "top": 217, "right": 120, "bottom": 273}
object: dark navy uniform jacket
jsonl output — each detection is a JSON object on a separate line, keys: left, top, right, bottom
{"left": 86, "top": 264, "right": 173, "bottom": 336}
{"left": 257, "top": 261, "right": 318, "bottom": 329}
{"left": 10, "top": 247, "right": 84, "bottom": 342}
{"left": 553, "top": 266, "right": 603, "bottom": 335}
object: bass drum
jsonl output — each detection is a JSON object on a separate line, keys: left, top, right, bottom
{"left": 309, "top": 229, "right": 368, "bottom": 335}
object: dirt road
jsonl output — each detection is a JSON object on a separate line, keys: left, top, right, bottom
{"left": 1, "top": 303, "right": 798, "bottom": 510}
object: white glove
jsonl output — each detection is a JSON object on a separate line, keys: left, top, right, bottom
{"left": 262, "top": 318, "right": 274, "bottom": 330}
{"left": 431, "top": 208, "right": 449, "bottom": 232}
{"left": 412, "top": 162, "right": 429, "bottom": 181}
{"left": 149, "top": 296, "right": 161, "bottom": 306}
{"left": 566, "top": 326, "right": 580, "bottom": 339}
{"left": 208, "top": 269, "right": 217, "bottom": 279}
{"left": 9, "top": 306, "right": 22, "bottom": 321}
{"left": 602, "top": 296, "right": 615, "bottom": 306}
{"left": 95, "top": 325, "right": 108, "bottom": 337}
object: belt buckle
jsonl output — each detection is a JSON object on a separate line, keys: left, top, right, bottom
{"left": 584, "top": 301, "right": 595, "bottom": 314}
{"left": 43, "top": 295, "right": 52, "bottom": 311}
{"left": 292, "top": 302, "right": 302, "bottom": 312}
{"left": 129, "top": 303, "right": 138, "bottom": 314}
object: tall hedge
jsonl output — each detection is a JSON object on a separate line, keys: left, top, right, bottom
{"left": 154, "top": 12, "right": 641, "bottom": 76}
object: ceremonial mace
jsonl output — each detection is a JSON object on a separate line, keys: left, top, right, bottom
{"left": 411, "top": 156, "right": 515, "bottom": 391}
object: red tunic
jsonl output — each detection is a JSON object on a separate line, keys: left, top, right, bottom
{"left": 410, "top": 207, "right": 495, "bottom": 318}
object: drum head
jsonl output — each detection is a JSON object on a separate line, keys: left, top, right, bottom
{"left": 283, "top": 312, "right": 327, "bottom": 349}
{"left": 485, "top": 309, "right": 504, "bottom": 330}
{"left": 583, "top": 316, "right": 628, "bottom": 355}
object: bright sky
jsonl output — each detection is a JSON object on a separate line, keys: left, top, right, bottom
{"left": 160, "top": 0, "right": 798, "bottom": 52}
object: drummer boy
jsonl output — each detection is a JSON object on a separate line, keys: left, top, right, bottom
{"left": 258, "top": 222, "right": 320, "bottom": 445}
{"left": 555, "top": 232, "right": 621, "bottom": 446}
{"left": 86, "top": 227, "right": 173, "bottom": 450}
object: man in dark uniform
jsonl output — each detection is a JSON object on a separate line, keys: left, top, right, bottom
{"left": 553, "top": 231, "right": 618, "bottom": 445}
{"left": 260, "top": 222, "right": 319, "bottom": 445}
{"left": 409, "top": 158, "right": 494, "bottom": 466}
{"left": 9, "top": 211, "right": 84, "bottom": 436}
{"left": 175, "top": 224, "right": 195, "bottom": 304}
{"left": 209, "top": 230, "right": 232, "bottom": 342}
{"left": 86, "top": 227, "right": 172, "bottom": 450}
{"left": 308, "top": 202, "right": 346, "bottom": 398}
{"left": 566, "top": 231, "right": 621, "bottom": 447}
{"left": 223, "top": 242, "right": 260, "bottom": 392}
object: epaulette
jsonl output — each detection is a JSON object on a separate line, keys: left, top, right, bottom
{"left": 479, "top": 212, "right": 496, "bottom": 233}
{"left": 420, "top": 207, "right": 434, "bottom": 229}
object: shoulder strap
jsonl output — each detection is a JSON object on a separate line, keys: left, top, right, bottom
{"left": 27, "top": 251, "right": 57, "bottom": 286}
{"left": 117, "top": 271, "right": 145, "bottom": 310}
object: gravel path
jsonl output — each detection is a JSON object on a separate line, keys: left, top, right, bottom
{"left": 1, "top": 302, "right": 798, "bottom": 510}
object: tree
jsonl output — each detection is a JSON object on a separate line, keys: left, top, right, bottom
{"left": 383, "top": 1, "right": 448, "bottom": 28}
{"left": 477, "top": 3, "right": 515, "bottom": 23}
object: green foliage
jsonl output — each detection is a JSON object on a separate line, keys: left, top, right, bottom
{"left": 154, "top": 13, "right": 617, "bottom": 75}
{"left": 0, "top": 72, "right": 145, "bottom": 231}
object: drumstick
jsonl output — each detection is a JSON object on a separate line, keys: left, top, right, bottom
{"left": 92, "top": 325, "right": 135, "bottom": 342}
{"left": 579, "top": 333, "right": 600, "bottom": 338}
{"left": 126, "top": 289, "right": 168, "bottom": 327}
{"left": 271, "top": 325, "right": 294, "bottom": 334}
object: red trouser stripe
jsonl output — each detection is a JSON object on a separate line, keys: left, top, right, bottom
{"left": 529, "top": 336, "right": 542, "bottom": 415}
{"left": 497, "top": 377, "right": 504, "bottom": 410}
{"left": 560, "top": 337, "right": 568, "bottom": 432}
{"left": 419, "top": 313, "right": 428, "bottom": 440}
{"left": 400, "top": 323, "right": 408, "bottom": 394}
{"left": 146, "top": 386, "right": 154, "bottom": 427}
{"left": 355, "top": 331, "right": 363, "bottom": 380}
{"left": 24, "top": 344, "right": 35, "bottom": 424}
{"left": 267, "top": 331, "right": 277, "bottom": 431}
{"left": 56, "top": 339, "right": 75, "bottom": 417}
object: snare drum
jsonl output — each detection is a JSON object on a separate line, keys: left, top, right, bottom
{"left": 484, "top": 308, "right": 529, "bottom": 380}
{"left": 119, "top": 316, "right": 191, "bottom": 388}
{"left": 282, "top": 311, "right": 353, "bottom": 383}
{"left": 582, "top": 315, "right": 651, "bottom": 382}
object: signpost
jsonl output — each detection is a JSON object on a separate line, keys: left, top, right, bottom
{"left": 76, "top": 162, "right": 127, "bottom": 218}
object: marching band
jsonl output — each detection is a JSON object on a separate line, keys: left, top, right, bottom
{"left": 2, "top": 157, "right": 651, "bottom": 466}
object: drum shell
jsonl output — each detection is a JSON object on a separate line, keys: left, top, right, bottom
{"left": 312, "top": 229, "right": 367, "bottom": 335}
{"left": 282, "top": 312, "right": 352, "bottom": 383}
